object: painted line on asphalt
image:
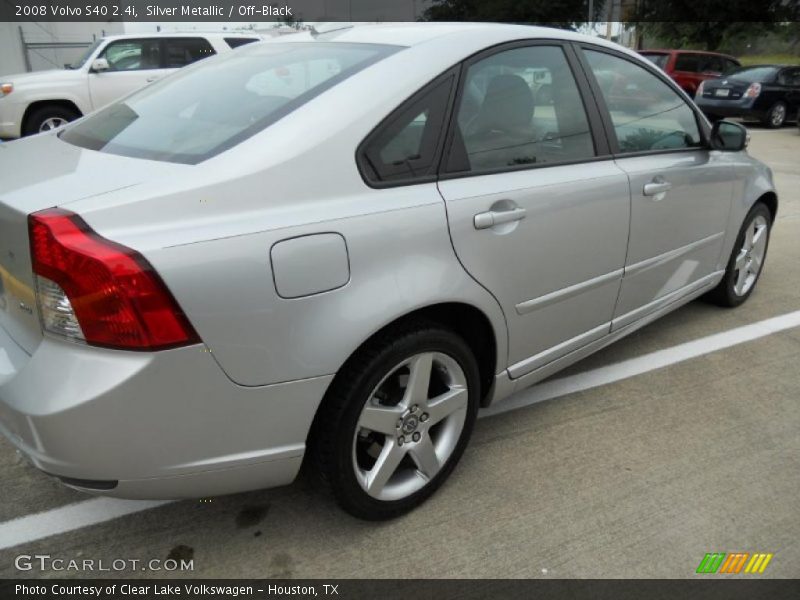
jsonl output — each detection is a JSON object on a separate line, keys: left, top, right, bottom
{"left": 1, "top": 309, "right": 800, "bottom": 551}
{"left": 480, "top": 309, "right": 800, "bottom": 418}
{"left": 0, "top": 498, "right": 172, "bottom": 551}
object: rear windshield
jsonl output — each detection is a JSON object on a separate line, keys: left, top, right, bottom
{"left": 61, "top": 42, "right": 399, "bottom": 164}
{"left": 640, "top": 53, "right": 669, "bottom": 70}
{"left": 725, "top": 66, "right": 780, "bottom": 83}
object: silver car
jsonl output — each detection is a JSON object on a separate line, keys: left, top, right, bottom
{"left": 0, "top": 24, "right": 777, "bottom": 520}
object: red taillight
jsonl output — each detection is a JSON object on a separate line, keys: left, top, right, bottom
{"left": 28, "top": 208, "right": 200, "bottom": 351}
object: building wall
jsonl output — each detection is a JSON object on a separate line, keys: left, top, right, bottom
{"left": 0, "top": 21, "right": 124, "bottom": 76}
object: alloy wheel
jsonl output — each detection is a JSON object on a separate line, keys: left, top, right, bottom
{"left": 352, "top": 351, "right": 468, "bottom": 501}
{"left": 770, "top": 104, "right": 786, "bottom": 127}
{"left": 40, "top": 117, "right": 68, "bottom": 132}
{"left": 733, "top": 214, "right": 768, "bottom": 297}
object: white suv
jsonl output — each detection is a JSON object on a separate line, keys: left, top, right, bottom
{"left": 0, "top": 32, "right": 261, "bottom": 138}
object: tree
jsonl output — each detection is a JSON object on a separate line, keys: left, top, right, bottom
{"left": 632, "top": 0, "right": 799, "bottom": 51}
{"left": 422, "top": 0, "right": 606, "bottom": 30}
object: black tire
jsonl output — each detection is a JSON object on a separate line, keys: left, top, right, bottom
{"left": 762, "top": 101, "right": 787, "bottom": 129}
{"left": 23, "top": 105, "right": 80, "bottom": 136}
{"left": 307, "top": 321, "right": 480, "bottom": 520}
{"left": 705, "top": 202, "right": 772, "bottom": 307}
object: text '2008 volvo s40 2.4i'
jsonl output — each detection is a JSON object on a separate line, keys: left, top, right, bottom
{"left": 0, "top": 24, "right": 777, "bottom": 520}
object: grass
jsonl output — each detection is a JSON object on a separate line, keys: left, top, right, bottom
{"left": 738, "top": 54, "right": 800, "bottom": 66}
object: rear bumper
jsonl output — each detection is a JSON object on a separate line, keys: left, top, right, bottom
{"left": 0, "top": 325, "right": 332, "bottom": 499}
{"left": 695, "top": 97, "right": 765, "bottom": 120}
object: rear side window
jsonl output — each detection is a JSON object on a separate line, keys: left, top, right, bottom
{"left": 164, "top": 38, "right": 216, "bottom": 68}
{"left": 225, "top": 37, "right": 260, "bottom": 49}
{"left": 674, "top": 54, "right": 700, "bottom": 72}
{"left": 584, "top": 50, "right": 701, "bottom": 154}
{"left": 61, "top": 42, "right": 399, "bottom": 164}
{"left": 359, "top": 74, "right": 455, "bottom": 185}
{"left": 447, "top": 45, "right": 595, "bottom": 174}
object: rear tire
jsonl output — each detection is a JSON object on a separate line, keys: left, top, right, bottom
{"left": 23, "top": 105, "right": 80, "bottom": 136}
{"left": 705, "top": 202, "right": 772, "bottom": 307}
{"left": 762, "top": 101, "right": 787, "bottom": 128}
{"left": 308, "top": 321, "right": 480, "bottom": 520}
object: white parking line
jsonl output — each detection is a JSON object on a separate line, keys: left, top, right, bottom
{"left": 1, "top": 310, "right": 799, "bottom": 552}
{"left": 0, "top": 498, "right": 171, "bottom": 552}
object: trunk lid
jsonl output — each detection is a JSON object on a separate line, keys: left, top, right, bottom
{"left": 0, "top": 133, "right": 184, "bottom": 355}
{"left": 701, "top": 77, "right": 751, "bottom": 100}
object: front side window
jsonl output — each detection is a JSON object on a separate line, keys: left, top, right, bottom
{"left": 164, "top": 38, "right": 216, "bottom": 68}
{"left": 61, "top": 42, "right": 399, "bottom": 164}
{"left": 101, "top": 39, "right": 162, "bottom": 71}
{"left": 69, "top": 39, "right": 102, "bottom": 69}
{"left": 447, "top": 45, "right": 595, "bottom": 174}
{"left": 584, "top": 50, "right": 701, "bottom": 154}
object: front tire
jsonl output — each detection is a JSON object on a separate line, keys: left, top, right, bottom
{"left": 23, "top": 105, "right": 80, "bottom": 136}
{"left": 308, "top": 322, "right": 480, "bottom": 520}
{"left": 706, "top": 202, "right": 772, "bottom": 307}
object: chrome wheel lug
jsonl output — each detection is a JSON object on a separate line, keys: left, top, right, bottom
{"left": 420, "top": 413, "right": 429, "bottom": 422}
{"left": 412, "top": 432, "right": 421, "bottom": 442}
{"left": 397, "top": 436, "right": 404, "bottom": 446}
{"left": 396, "top": 419, "right": 403, "bottom": 429}
{"left": 410, "top": 405, "right": 419, "bottom": 413}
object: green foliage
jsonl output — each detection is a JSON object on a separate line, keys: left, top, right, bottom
{"left": 422, "top": 0, "right": 605, "bottom": 29}
{"left": 633, "top": 1, "right": 799, "bottom": 51}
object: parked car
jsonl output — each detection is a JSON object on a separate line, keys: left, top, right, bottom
{"left": 0, "top": 24, "right": 777, "bottom": 520}
{"left": 695, "top": 65, "right": 800, "bottom": 128}
{"left": 639, "top": 50, "right": 740, "bottom": 97}
{"left": 0, "top": 33, "right": 261, "bottom": 138}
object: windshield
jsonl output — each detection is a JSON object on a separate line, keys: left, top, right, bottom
{"left": 641, "top": 53, "right": 669, "bottom": 70}
{"left": 726, "top": 66, "right": 779, "bottom": 83}
{"left": 69, "top": 39, "right": 103, "bottom": 69}
{"left": 61, "top": 42, "right": 399, "bottom": 164}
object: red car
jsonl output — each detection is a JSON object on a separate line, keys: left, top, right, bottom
{"left": 639, "top": 50, "right": 741, "bottom": 98}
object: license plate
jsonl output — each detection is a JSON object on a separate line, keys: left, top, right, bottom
{"left": 715, "top": 88, "right": 730, "bottom": 97}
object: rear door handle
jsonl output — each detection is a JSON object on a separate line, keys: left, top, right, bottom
{"left": 643, "top": 178, "right": 672, "bottom": 197}
{"left": 474, "top": 207, "right": 527, "bottom": 230}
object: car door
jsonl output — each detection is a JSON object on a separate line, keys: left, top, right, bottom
{"left": 88, "top": 38, "right": 165, "bottom": 109}
{"left": 578, "top": 46, "right": 734, "bottom": 330}
{"left": 778, "top": 67, "right": 800, "bottom": 114}
{"left": 436, "top": 42, "right": 631, "bottom": 378}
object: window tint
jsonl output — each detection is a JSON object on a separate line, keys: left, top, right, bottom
{"left": 448, "top": 45, "right": 595, "bottom": 174}
{"left": 697, "top": 55, "right": 725, "bottom": 74}
{"left": 584, "top": 50, "right": 701, "bottom": 154}
{"left": 360, "top": 75, "right": 454, "bottom": 184}
{"left": 640, "top": 53, "right": 669, "bottom": 70}
{"left": 225, "top": 37, "right": 260, "bottom": 49}
{"left": 674, "top": 54, "right": 700, "bottom": 72}
{"left": 102, "top": 39, "right": 161, "bottom": 71}
{"left": 165, "top": 38, "right": 216, "bottom": 68}
{"left": 62, "top": 42, "right": 398, "bottom": 164}
{"left": 777, "top": 68, "right": 800, "bottom": 87}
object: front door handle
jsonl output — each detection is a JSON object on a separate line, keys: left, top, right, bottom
{"left": 643, "top": 177, "right": 673, "bottom": 197}
{"left": 474, "top": 207, "right": 527, "bottom": 230}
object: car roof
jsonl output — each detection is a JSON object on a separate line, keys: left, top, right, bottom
{"left": 102, "top": 32, "right": 260, "bottom": 41}
{"left": 273, "top": 22, "right": 623, "bottom": 51}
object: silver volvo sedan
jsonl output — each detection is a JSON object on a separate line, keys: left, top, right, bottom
{"left": 0, "top": 24, "right": 777, "bottom": 519}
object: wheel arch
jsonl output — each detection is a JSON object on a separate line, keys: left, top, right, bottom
{"left": 22, "top": 99, "right": 83, "bottom": 133}
{"left": 757, "top": 191, "right": 778, "bottom": 223}
{"left": 323, "top": 301, "right": 499, "bottom": 411}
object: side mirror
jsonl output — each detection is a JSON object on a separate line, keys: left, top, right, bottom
{"left": 710, "top": 120, "right": 748, "bottom": 151}
{"left": 90, "top": 58, "right": 109, "bottom": 73}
